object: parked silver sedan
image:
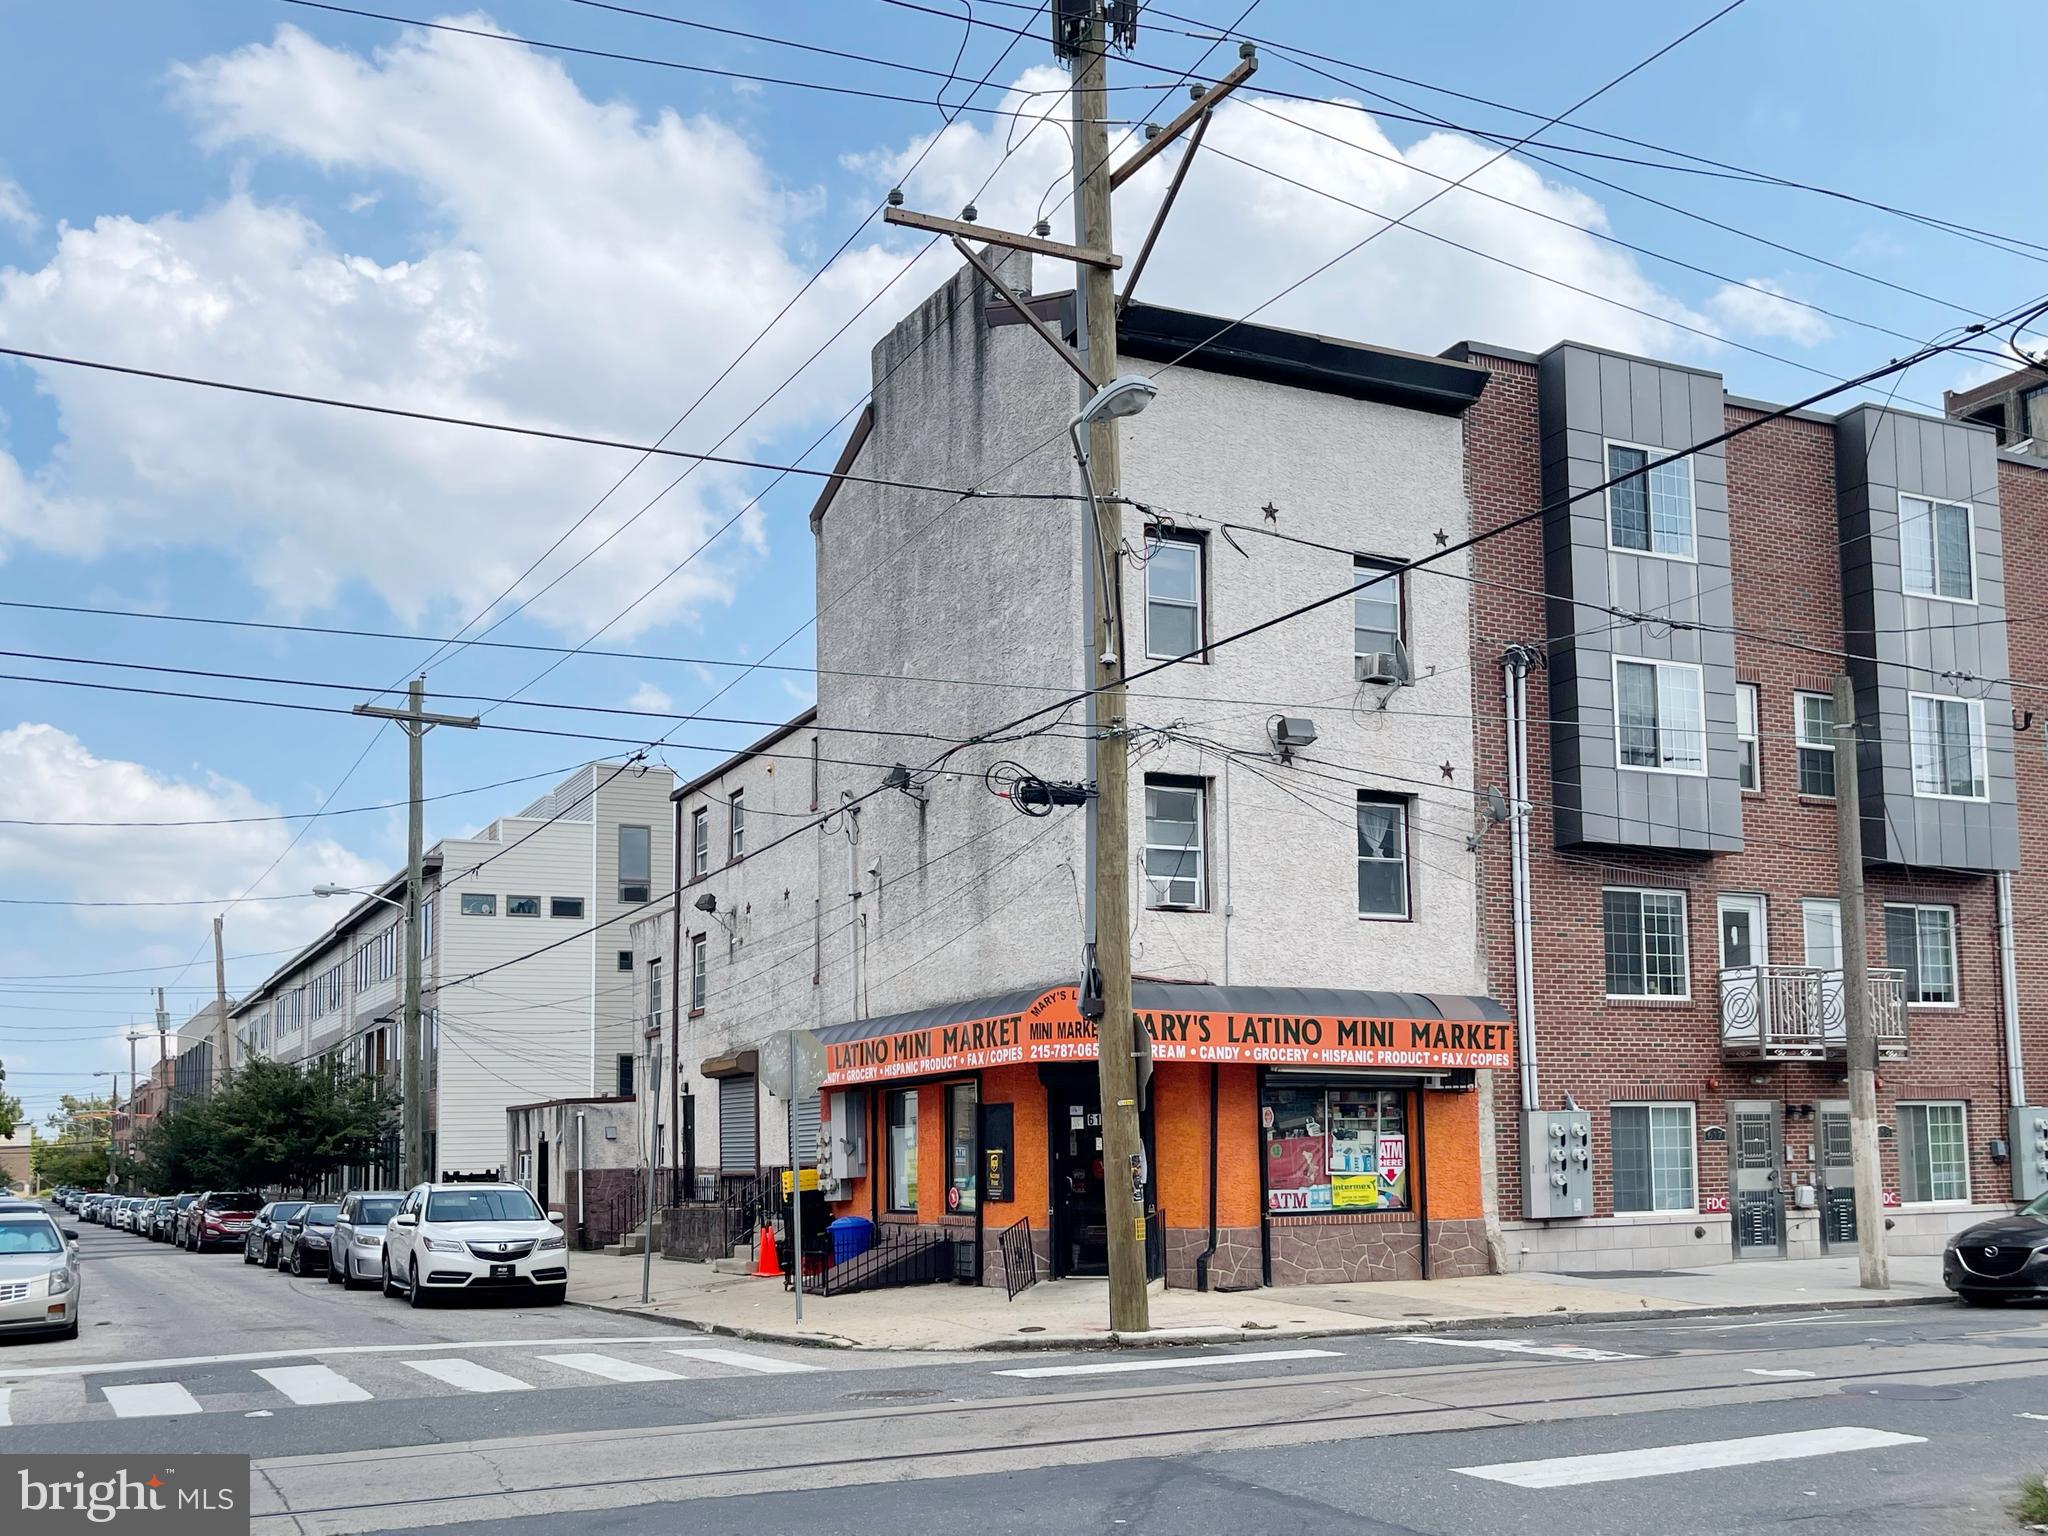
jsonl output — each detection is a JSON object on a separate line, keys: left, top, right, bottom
{"left": 0, "top": 1211, "right": 81, "bottom": 1341}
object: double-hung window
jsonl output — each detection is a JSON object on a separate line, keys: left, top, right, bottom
{"left": 647, "top": 957, "right": 664, "bottom": 1034}
{"left": 729, "top": 790, "right": 746, "bottom": 861}
{"left": 1355, "top": 794, "right": 1410, "bottom": 919}
{"left": 1802, "top": 898, "right": 1843, "bottom": 970}
{"left": 1606, "top": 443, "right": 1695, "bottom": 558}
{"left": 1897, "top": 1102, "right": 1969, "bottom": 1203}
{"left": 1143, "top": 776, "right": 1205, "bottom": 910}
{"left": 1603, "top": 888, "right": 1689, "bottom": 999}
{"left": 1614, "top": 658, "right": 1705, "bottom": 773}
{"left": 1885, "top": 904, "right": 1958, "bottom": 1005}
{"left": 1795, "top": 691, "right": 1836, "bottom": 797}
{"left": 1144, "top": 530, "right": 1204, "bottom": 661}
{"left": 689, "top": 932, "right": 707, "bottom": 1012}
{"left": 1908, "top": 694, "right": 1987, "bottom": 799}
{"left": 1899, "top": 495, "right": 1974, "bottom": 601}
{"left": 1611, "top": 1103, "right": 1697, "bottom": 1212}
{"left": 618, "top": 824, "right": 651, "bottom": 903}
{"left": 690, "top": 808, "right": 709, "bottom": 878}
{"left": 1735, "top": 682, "right": 1760, "bottom": 792}
{"left": 1352, "top": 557, "right": 1404, "bottom": 677}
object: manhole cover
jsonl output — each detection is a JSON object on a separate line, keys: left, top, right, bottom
{"left": 847, "top": 1388, "right": 943, "bottom": 1402}
{"left": 1838, "top": 1383, "right": 1965, "bottom": 1401}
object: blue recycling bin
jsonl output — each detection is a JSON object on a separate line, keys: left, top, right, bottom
{"left": 827, "top": 1216, "right": 875, "bottom": 1266}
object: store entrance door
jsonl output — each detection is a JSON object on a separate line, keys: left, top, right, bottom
{"left": 1047, "top": 1071, "right": 1107, "bottom": 1278}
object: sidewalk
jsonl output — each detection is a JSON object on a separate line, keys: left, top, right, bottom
{"left": 566, "top": 1249, "right": 1951, "bottom": 1351}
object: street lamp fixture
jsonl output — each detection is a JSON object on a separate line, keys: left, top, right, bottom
{"left": 313, "top": 883, "right": 403, "bottom": 912}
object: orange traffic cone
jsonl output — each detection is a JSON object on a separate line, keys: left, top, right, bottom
{"left": 753, "top": 1222, "right": 780, "bottom": 1278}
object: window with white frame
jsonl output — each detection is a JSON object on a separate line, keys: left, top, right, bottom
{"left": 309, "top": 964, "right": 343, "bottom": 1020}
{"left": 353, "top": 926, "right": 397, "bottom": 990}
{"left": 421, "top": 895, "right": 435, "bottom": 957}
{"left": 689, "top": 932, "right": 707, "bottom": 1012}
{"left": 1614, "top": 658, "right": 1706, "bottom": 773}
{"left": 1603, "top": 887, "right": 1690, "bottom": 998}
{"left": 1897, "top": 1101, "right": 1969, "bottom": 1203}
{"left": 1908, "top": 694, "right": 1987, "bottom": 799}
{"left": 1355, "top": 795, "right": 1410, "bottom": 919}
{"left": 1802, "top": 897, "right": 1843, "bottom": 970}
{"left": 691, "top": 808, "right": 709, "bottom": 878}
{"left": 1144, "top": 530, "right": 1204, "bottom": 662}
{"left": 1899, "top": 495, "right": 1975, "bottom": 601}
{"left": 1142, "top": 777, "right": 1205, "bottom": 909}
{"left": 1606, "top": 443, "right": 1695, "bottom": 558}
{"left": 1735, "top": 682, "right": 1760, "bottom": 792}
{"left": 1885, "top": 904, "right": 1958, "bottom": 1005}
{"left": 647, "top": 957, "right": 663, "bottom": 1034}
{"left": 1796, "top": 691, "right": 1836, "bottom": 797}
{"left": 1611, "top": 1102, "right": 1697, "bottom": 1212}
{"left": 1352, "top": 557, "right": 1404, "bottom": 673}
{"left": 729, "top": 789, "right": 746, "bottom": 861}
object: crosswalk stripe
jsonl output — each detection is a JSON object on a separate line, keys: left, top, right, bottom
{"left": 401, "top": 1359, "right": 534, "bottom": 1394}
{"left": 994, "top": 1348, "right": 1340, "bottom": 1379}
{"left": 255, "top": 1364, "right": 373, "bottom": 1405}
{"left": 103, "top": 1383, "right": 204, "bottom": 1419}
{"left": 666, "top": 1347, "right": 823, "bottom": 1375}
{"left": 1455, "top": 1427, "right": 1926, "bottom": 1488}
{"left": 538, "top": 1352, "right": 686, "bottom": 1384}
{"left": 1396, "top": 1335, "right": 1642, "bottom": 1363}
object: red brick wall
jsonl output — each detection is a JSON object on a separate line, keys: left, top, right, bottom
{"left": 1466, "top": 354, "right": 2013, "bottom": 1222}
{"left": 2001, "top": 456, "right": 2048, "bottom": 1109}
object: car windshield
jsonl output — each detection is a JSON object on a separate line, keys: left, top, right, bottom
{"left": 426, "top": 1189, "right": 544, "bottom": 1223}
{"left": 272, "top": 1202, "right": 309, "bottom": 1221}
{"left": 214, "top": 1194, "right": 258, "bottom": 1210}
{"left": 0, "top": 1220, "right": 63, "bottom": 1255}
{"left": 2023, "top": 1192, "right": 2048, "bottom": 1220}
{"left": 356, "top": 1198, "right": 401, "bottom": 1225}
{"left": 303, "top": 1204, "right": 339, "bottom": 1224}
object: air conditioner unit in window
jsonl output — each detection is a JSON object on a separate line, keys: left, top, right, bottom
{"left": 1356, "top": 644, "right": 1411, "bottom": 686}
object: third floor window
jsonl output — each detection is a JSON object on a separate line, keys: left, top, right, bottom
{"left": 691, "top": 807, "right": 709, "bottom": 878}
{"left": 729, "top": 789, "right": 747, "bottom": 860}
{"left": 618, "top": 824, "right": 651, "bottom": 903}
{"left": 1606, "top": 442, "right": 1694, "bottom": 559}
{"left": 1144, "top": 529, "right": 1204, "bottom": 662}
{"left": 1899, "top": 495, "right": 1974, "bottom": 602}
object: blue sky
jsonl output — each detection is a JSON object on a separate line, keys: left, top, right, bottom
{"left": 0, "top": 0, "right": 2040, "bottom": 1123}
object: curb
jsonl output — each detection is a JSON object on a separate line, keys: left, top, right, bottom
{"left": 568, "top": 1288, "right": 1953, "bottom": 1353}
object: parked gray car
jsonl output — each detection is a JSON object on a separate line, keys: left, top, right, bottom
{"left": 0, "top": 1211, "right": 80, "bottom": 1340}
{"left": 326, "top": 1190, "right": 404, "bottom": 1291}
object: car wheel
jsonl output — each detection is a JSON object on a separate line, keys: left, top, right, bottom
{"left": 326, "top": 1255, "right": 342, "bottom": 1286}
{"left": 382, "top": 1253, "right": 400, "bottom": 1299}
{"left": 407, "top": 1259, "right": 430, "bottom": 1309}
{"left": 242, "top": 1241, "right": 256, "bottom": 1266}
{"left": 289, "top": 1250, "right": 302, "bottom": 1278}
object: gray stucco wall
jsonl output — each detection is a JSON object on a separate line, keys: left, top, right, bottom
{"left": 1834, "top": 406, "right": 2019, "bottom": 870}
{"left": 1539, "top": 343, "right": 1743, "bottom": 852}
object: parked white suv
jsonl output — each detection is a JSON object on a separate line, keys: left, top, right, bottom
{"left": 381, "top": 1183, "right": 567, "bottom": 1307}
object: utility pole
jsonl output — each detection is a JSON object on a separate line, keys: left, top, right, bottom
{"left": 155, "top": 986, "right": 170, "bottom": 1076}
{"left": 212, "top": 915, "right": 230, "bottom": 1079}
{"left": 1833, "top": 675, "right": 1888, "bottom": 1290}
{"left": 355, "top": 679, "right": 480, "bottom": 1188}
{"left": 1072, "top": 0, "right": 1148, "bottom": 1336}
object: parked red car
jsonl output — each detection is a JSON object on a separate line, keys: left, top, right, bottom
{"left": 182, "top": 1192, "right": 260, "bottom": 1252}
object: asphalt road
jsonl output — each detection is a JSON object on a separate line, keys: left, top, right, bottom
{"left": 9, "top": 1208, "right": 2048, "bottom": 1534}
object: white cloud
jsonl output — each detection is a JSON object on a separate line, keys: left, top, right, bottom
{"left": 0, "top": 19, "right": 907, "bottom": 636}
{"left": 343, "top": 191, "right": 381, "bottom": 214}
{"left": 1707, "top": 277, "right": 1833, "bottom": 345}
{"left": 0, "top": 176, "right": 34, "bottom": 237}
{"left": 0, "top": 722, "right": 382, "bottom": 948}
{"left": 625, "top": 681, "right": 673, "bottom": 714}
{"left": 778, "top": 676, "right": 815, "bottom": 707}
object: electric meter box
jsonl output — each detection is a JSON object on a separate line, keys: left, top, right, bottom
{"left": 2011, "top": 1106, "right": 2048, "bottom": 1201}
{"left": 1523, "top": 1109, "right": 1594, "bottom": 1219}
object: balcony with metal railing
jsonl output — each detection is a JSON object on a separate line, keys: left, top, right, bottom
{"left": 1718, "top": 964, "right": 1908, "bottom": 1061}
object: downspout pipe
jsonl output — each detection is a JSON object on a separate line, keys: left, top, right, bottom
{"left": 1999, "top": 871, "right": 2026, "bottom": 1110}
{"left": 1506, "top": 648, "right": 1539, "bottom": 1111}
{"left": 1194, "top": 1062, "right": 1220, "bottom": 1291}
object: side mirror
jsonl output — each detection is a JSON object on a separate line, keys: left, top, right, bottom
{"left": 394, "top": 1214, "right": 417, "bottom": 1228}
{"left": 548, "top": 1211, "right": 565, "bottom": 1224}
{"left": 63, "top": 1230, "right": 79, "bottom": 1243}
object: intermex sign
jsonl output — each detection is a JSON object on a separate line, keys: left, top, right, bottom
{"left": 821, "top": 986, "right": 1514, "bottom": 1086}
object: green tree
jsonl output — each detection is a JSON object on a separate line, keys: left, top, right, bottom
{"left": 134, "top": 1060, "right": 397, "bottom": 1194}
{"left": 33, "top": 1139, "right": 109, "bottom": 1191}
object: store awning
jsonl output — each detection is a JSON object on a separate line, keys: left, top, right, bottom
{"left": 817, "top": 982, "right": 1511, "bottom": 1087}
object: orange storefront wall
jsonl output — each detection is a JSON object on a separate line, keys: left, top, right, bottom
{"left": 1153, "top": 1062, "right": 1261, "bottom": 1233}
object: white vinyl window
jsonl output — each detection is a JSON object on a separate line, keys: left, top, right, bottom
{"left": 1144, "top": 531, "right": 1204, "bottom": 662}
{"left": 689, "top": 932, "right": 707, "bottom": 1012}
{"left": 1796, "top": 691, "right": 1836, "bottom": 798}
{"left": 1614, "top": 657, "right": 1706, "bottom": 773}
{"left": 729, "top": 790, "right": 747, "bottom": 860}
{"left": 1735, "top": 682, "right": 1760, "bottom": 792}
{"left": 1143, "top": 777, "right": 1205, "bottom": 910}
{"left": 1355, "top": 796, "right": 1410, "bottom": 919}
{"left": 1802, "top": 898, "right": 1843, "bottom": 970}
{"left": 1897, "top": 1101, "right": 1969, "bottom": 1203}
{"left": 1908, "top": 694, "right": 1987, "bottom": 800}
{"left": 1606, "top": 442, "right": 1695, "bottom": 559}
{"left": 1885, "top": 904, "right": 1958, "bottom": 1005}
{"left": 1352, "top": 558, "right": 1404, "bottom": 675}
{"left": 691, "top": 808, "right": 709, "bottom": 878}
{"left": 1611, "top": 1102, "right": 1697, "bottom": 1213}
{"left": 1899, "top": 495, "right": 1975, "bottom": 602}
{"left": 1603, "top": 888, "right": 1690, "bottom": 999}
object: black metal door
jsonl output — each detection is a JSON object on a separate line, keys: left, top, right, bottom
{"left": 1048, "top": 1072, "right": 1107, "bottom": 1278}
{"left": 1818, "top": 1106, "right": 1856, "bottom": 1251}
{"left": 1731, "top": 1101, "right": 1784, "bottom": 1258}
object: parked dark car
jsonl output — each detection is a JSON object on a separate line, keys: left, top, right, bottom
{"left": 182, "top": 1192, "right": 260, "bottom": 1252}
{"left": 278, "top": 1203, "right": 339, "bottom": 1277}
{"left": 327, "top": 1191, "right": 405, "bottom": 1290}
{"left": 243, "top": 1201, "right": 310, "bottom": 1268}
{"left": 1945, "top": 1193, "right": 2048, "bottom": 1304}
{"left": 159, "top": 1193, "right": 198, "bottom": 1243}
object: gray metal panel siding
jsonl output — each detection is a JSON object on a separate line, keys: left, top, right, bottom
{"left": 1538, "top": 343, "right": 1741, "bottom": 852}
{"left": 1833, "top": 405, "right": 2017, "bottom": 871}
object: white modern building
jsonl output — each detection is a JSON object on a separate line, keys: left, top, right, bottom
{"left": 232, "top": 759, "right": 674, "bottom": 1182}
